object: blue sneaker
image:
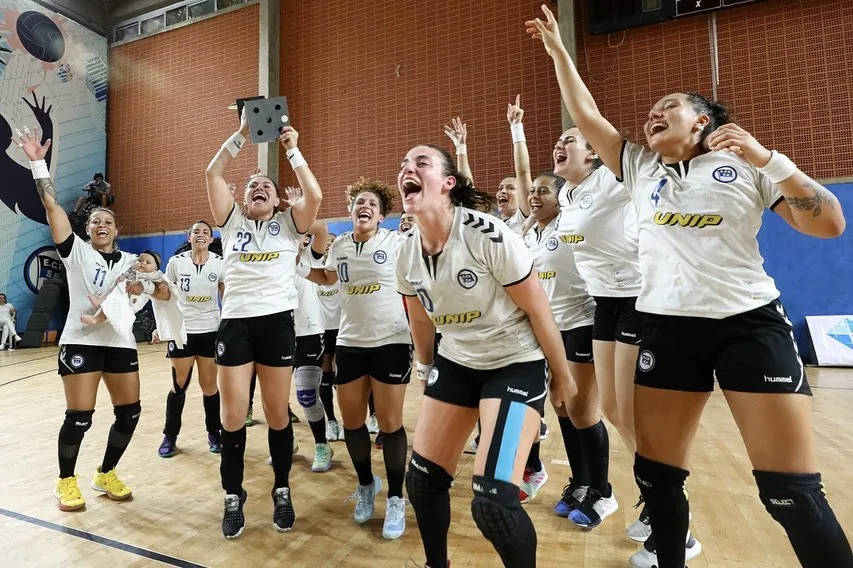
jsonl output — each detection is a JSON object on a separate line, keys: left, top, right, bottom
{"left": 208, "top": 431, "right": 222, "bottom": 454}
{"left": 158, "top": 436, "right": 176, "bottom": 458}
{"left": 554, "top": 479, "right": 586, "bottom": 517}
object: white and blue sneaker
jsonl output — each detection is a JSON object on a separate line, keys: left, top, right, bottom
{"left": 382, "top": 496, "right": 406, "bottom": 539}
{"left": 353, "top": 475, "right": 382, "bottom": 524}
{"left": 629, "top": 531, "right": 702, "bottom": 568}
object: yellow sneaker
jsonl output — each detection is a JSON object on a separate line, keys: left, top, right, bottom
{"left": 91, "top": 467, "right": 132, "bottom": 501}
{"left": 54, "top": 476, "right": 85, "bottom": 511}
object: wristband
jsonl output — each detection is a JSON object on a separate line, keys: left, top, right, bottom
{"left": 294, "top": 263, "right": 310, "bottom": 278}
{"left": 759, "top": 151, "right": 797, "bottom": 184}
{"left": 140, "top": 280, "right": 155, "bottom": 295}
{"left": 222, "top": 132, "right": 246, "bottom": 158}
{"left": 29, "top": 159, "right": 49, "bottom": 179}
{"left": 455, "top": 143, "right": 467, "bottom": 156}
{"left": 286, "top": 147, "right": 307, "bottom": 170}
{"left": 510, "top": 122, "right": 526, "bottom": 144}
{"left": 416, "top": 361, "right": 434, "bottom": 382}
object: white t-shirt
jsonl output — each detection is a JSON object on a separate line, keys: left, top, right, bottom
{"left": 295, "top": 248, "right": 325, "bottom": 337}
{"left": 397, "top": 207, "right": 544, "bottom": 370}
{"left": 317, "top": 277, "right": 341, "bottom": 331}
{"left": 163, "top": 251, "right": 224, "bottom": 334}
{"left": 501, "top": 208, "right": 527, "bottom": 235}
{"left": 557, "top": 167, "right": 642, "bottom": 297}
{"left": 620, "top": 141, "right": 782, "bottom": 318}
{"left": 58, "top": 234, "right": 138, "bottom": 349}
{"left": 325, "top": 228, "right": 410, "bottom": 348}
{"left": 525, "top": 219, "right": 596, "bottom": 331}
{"left": 219, "top": 204, "right": 301, "bottom": 319}
{"left": 0, "top": 303, "right": 13, "bottom": 320}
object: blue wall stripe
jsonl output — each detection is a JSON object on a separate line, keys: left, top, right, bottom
{"left": 495, "top": 401, "right": 527, "bottom": 482}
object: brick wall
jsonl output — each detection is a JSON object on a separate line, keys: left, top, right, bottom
{"left": 576, "top": 0, "right": 853, "bottom": 179}
{"left": 108, "top": 6, "right": 260, "bottom": 236}
{"left": 278, "top": 0, "right": 565, "bottom": 220}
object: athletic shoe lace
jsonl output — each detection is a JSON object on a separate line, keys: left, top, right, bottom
{"left": 387, "top": 499, "right": 404, "bottom": 524}
{"left": 100, "top": 469, "right": 126, "bottom": 493}
{"left": 223, "top": 495, "right": 242, "bottom": 524}
{"left": 315, "top": 444, "right": 331, "bottom": 462}
{"left": 59, "top": 476, "right": 82, "bottom": 500}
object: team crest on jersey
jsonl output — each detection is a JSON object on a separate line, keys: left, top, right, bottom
{"left": 579, "top": 194, "right": 594, "bottom": 210}
{"left": 168, "top": 342, "right": 175, "bottom": 352}
{"left": 268, "top": 221, "right": 281, "bottom": 236}
{"left": 546, "top": 237, "right": 559, "bottom": 251}
{"left": 70, "top": 354, "right": 85, "bottom": 368}
{"left": 427, "top": 367, "right": 439, "bottom": 386}
{"left": 456, "top": 269, "right": 478, "bottom": 290}
{"left": 638, "top": 350, "right": 655, "bottom": 372}
{"left": 216, "top": 342, "right": 225, "bottom": 357}
{"left": 208, "top": 273, "right": 218, "bottom": 282}
{"left": 712, "top": 166, "right": 738, "bottom": 183}
{"left": 373, "top": 250, "right": 387, "bottom": 264}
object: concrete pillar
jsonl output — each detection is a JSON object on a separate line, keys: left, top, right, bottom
{"left": 557, "top": 0, "right": 577, "bottom": 130}
{"left": 258, "top": 0, "right": 280, "bottom": 181}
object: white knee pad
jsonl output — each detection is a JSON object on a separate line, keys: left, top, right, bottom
{"left": 295, "top": 365, "right": 324, "bottom": 423}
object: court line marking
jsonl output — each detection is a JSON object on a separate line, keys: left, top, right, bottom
{"left": 0, "top": 507, "right": 207, "bottom": 568}
{"left": 0, "top": 369, "right": 53, "bottom": 388}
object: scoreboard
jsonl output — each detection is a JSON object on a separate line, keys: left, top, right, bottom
{"left": 588, "top": 0, "right": 768, "bottom": 35}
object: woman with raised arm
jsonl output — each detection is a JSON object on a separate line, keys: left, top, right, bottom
{"left": 302, "top": 178, "right": 411, "bottom": 540}
{"left": 528, "top": 6, "right": 851, "bottom": 568}
{"left": 204, "top": 109, "right": 322, "bottom": 539}
{"left": 396, "top": 143, "right": 575, "bottom": 568}
{"left": 16, "top": 128, "right": 141, "bottom": 512}
{"left": 155, "top": 220, "right": 225, "bottom": 458}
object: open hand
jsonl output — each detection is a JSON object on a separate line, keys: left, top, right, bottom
{"left": 526, "top": 4, "right": 564, "bottom": 58}
{"left": 13, "top": 125, "right": 51, "bottom": 161}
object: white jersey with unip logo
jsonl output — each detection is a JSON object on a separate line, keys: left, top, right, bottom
{"left": 317, "top": 277, "right": 341, "bottom": 331}
{"left": 501, "top": 208, "right": 527, "bottom": 235}
{"left": 325, "top": 228, "right": 410, "bottom": 348}
{"left": 397, "top": 207, "right": 544, "bottom": 370}
{"left": 163, "top": 251, "right": 224, "bottom": 334}
{"left": 525, "top": 219, "right": 596, "bottom": 331}
{"left": 557, "top": 167, "right": 642, "bottom": 297}
{"left": 620, "top": 141, "right": 782, "bottom": 318}
{"left": 59, "top": 234, "right": 138, "bottom": 349}
{"left": 295, "top": 248, "right": 325, "bottom": 337}
{"left": 219, "top": 204, "right": 301, "bottom": 319}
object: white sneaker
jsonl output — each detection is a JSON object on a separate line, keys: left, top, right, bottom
{"left": 382, "top": 496, "right": 406, "bottom": 539}
{"left": 629, "top": 532, "right": 702, "bottom": 568}
{"left": 626, "top": 497, "right": 651, "bottom": 542}
{"left": 13, "top": 334, "right": 21, "bottom": 342}
{"left": 366, "top": 414, "right": 379, "bottom": 434}
{"left": 353, "top": 475, "right": 382, "bottom": 524}
{"left": 568, "top": 486, "right": 618, "bottom": 528}
{"left": 326, "top": 420, "right": 341, "bottom": 442}
{"left": 519, "top": 461, "right": 548, "bottom": 503}
{"left": 311, "top": 443, "right": 333, "bottom": 472}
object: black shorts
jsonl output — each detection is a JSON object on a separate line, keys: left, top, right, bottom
{"left": 562, "top": 326, "right": 594, "bottom": 364}
{"left": 295, "top": 334, "right": 325, "bottom": 368}
{"left": 425, "top": 356, "right": 548, "bottom": 415}
{"left": 58, "top": 344, "right": 139, "bottom": 376}
{"left": 593, "top": 296, "right": 644, "bottom": 344}
{"left": 635, "top": 299, "right": 810, "bottom": 395}
{"left": 323, "top": 329, "right": 338, "bottom": 356}
{"left": 167, "top": 331, "right": 217, "bottom": 359}
{"left": 335, "top": 344, "right": 412, "bottom": 385}
{"left": 215, "top": 310, "right": 296, "bottom": 367}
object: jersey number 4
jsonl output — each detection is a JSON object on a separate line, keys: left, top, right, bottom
{"left": 233, "top": 231, "right": 253, "bottom": 252}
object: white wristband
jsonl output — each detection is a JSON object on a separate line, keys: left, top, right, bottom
{"left": 222, "top": 132, "right": 246, "bottom": 158}
{"left": 294, "top": 263, "right": 310, "bottom": 278}
{"left": 416, "top": 361, "right": 434, "bottom": 382}
{"left": 29, "top": 160, "right": 49, "bottom": 179}
{"left": 759, "top": 151, "right": 797, "bottom": 184}
{"left": 287, "top": 148, "right": 307, "bottom": 170}
{"left": 510, "top": 122, "right": 526, "bottom": 144}
{"left": 455, "top": 144, "right": 467, "bottom": 156}
{"left": 140, "top": 280, "right": 155, "bottom": 295}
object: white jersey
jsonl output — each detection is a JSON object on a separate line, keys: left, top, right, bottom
{"left": 525, "top": 219, "right": 596, "bottom": 331}
{"left": 295, "top": 248, "right": 325, "bottom": 337}
{"left": 325, "top": 228, "right": 410, "bottom": 348}
{"left": 219, "top": 204, "right": 301, "bottom": 319}
{"left": 163, "top": 251, "right": 224, "bottom": 334}
{"left": 397, "top": 207, "right": 544, "bottom": 370}
{"left": 557, "top": 167, "right": 642, "bottom": 297}
{"left": 317, "top": 277, "right": 341, "bottom": 331}
{"left": 0, "top": 303, "right": 13, "bottom": 320}
{"left": 620, "top": 141, "right": 782, "bottom": 318}
{"left": 501, "top": 208, "right": 527, "bottom": 234}
{"left": 58, "top": 234, "right": 138, "bottom": 349}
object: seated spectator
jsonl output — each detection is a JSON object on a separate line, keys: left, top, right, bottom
{"left": 74, "top": 172, "right": 113, "bottom": 214}
{"left": 0, "top": 293, "right": 21, "bottom": 349}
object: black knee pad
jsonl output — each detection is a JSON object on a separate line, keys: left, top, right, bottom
{"left": 405, "top": 452, "right": 453, "bottom": 503}
{"left": 754, "top": 470, "right": 832, "bottom": 530}
{"left": 172, "top": 367, "right": 193, "bottom": 394}
{"left": 114, "top": 402, "right": 141, "bottom": 434}
{"left": 470, "top": 475, "right": 526, "bottom": 548}
{"left": 634, "top": 454, "right": 689, "bottom": 502}
{"left": 60, "top": 409, "right": 94, "bottom": 438}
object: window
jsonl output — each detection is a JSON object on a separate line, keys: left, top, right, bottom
{"left": 115, "top": 23, "right": 139, "bottom": 42}
{"left": 189, "top": 0, "right": 215, "bottom": 19}
{"left": 141, "top": 14, "right": 165, "bottom": 35}
{"left": 112, "top": 0, "right": 252, "bottom": 44}
{"left": 217, "top": 0, "right": 247, "bottom": 8}
{"left": 166, "top": 6, "right": 187, "bottom": 26}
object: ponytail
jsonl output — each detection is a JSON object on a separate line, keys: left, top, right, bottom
{"left": 685, "top": 92, "right": 732, "bottom": 142}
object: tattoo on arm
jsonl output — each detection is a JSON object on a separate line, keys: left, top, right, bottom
{"left": 35, "top": 178, "right": 57, "bottom": 203}
{"left": 785, "top": 183, "right": 836, "bottom": 218}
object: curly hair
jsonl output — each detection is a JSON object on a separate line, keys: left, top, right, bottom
{"left": 346, "top": 177, "right": 395, "bottom": 215}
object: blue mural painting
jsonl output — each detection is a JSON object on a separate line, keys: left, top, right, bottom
{"left": 0, "top": 1, "right": 107, "bottom": 334}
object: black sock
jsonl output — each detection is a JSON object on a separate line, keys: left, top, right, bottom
{"left": 635, "top": 453, "right": 689, "bottom": 568}
{"left": 406, "top": 453, "right": 453, "bottom": 568}
{"left": 202, "top": 392, "right": 221, "bottom": 433}
{"left": 526, "top": 441, "right": 542, "bottom": 472}
{"left": 58, "top": 410, "right": 94, "bottom": 478}
{"left": 163, "top": 390, "right": 186, "bottom": 440}
{"left": 381, "top": 427, "right": 407, "bottom": 498}
{"left": 559, "top": 416, "right": 590, "bottom": 486}
{"left": 345, "top": 425, "right": 373, "bottom": 486}
{"left": 101, "top": 403, "right": 141, "bottom": 473}
{"left": 220, "top": 427, "right": 247, "bottom": 494}
{"left": 268, "top": 423, "right": 294, "bottom": 490}
{"left": 579, "top": 421, "right": 610, "bottom": 495}
{"left": 320, "top": 372, "right": 336, "bottom": 422}
{"left": 367, "top": 393, "right": 376, "bottom": 416}
{"left": 308, "top": 419, "right": 326, "bottom": 444}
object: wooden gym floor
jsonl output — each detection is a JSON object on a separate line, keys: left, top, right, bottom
{"left": 1, "top": 344, "right": 851, "bottom": 568}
